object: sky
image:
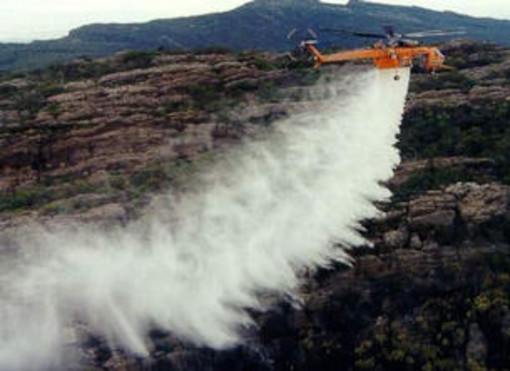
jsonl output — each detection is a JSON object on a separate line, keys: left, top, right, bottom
{"left": 1, "top": 0, "right": 509, "bottom": 42}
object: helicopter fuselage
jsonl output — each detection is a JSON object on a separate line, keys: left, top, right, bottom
{"left": 304, "top": 42, "right": 449, "bottom": 72}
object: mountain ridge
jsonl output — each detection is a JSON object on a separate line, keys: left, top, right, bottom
{"left": 2, "top": 0, "right": 510, "bottom": 71}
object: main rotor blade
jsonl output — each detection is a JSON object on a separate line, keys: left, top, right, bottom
{"left": 319, "top": 27, "right": 386, "bottom": 38}
{"left": 287, "top": 28, "right": 298, "bottom": 40}
{"left": 307, "top": 28, "right": 318, "bottom": 40}
{"left": 353, "top": 31, "right": 388, "bottom": 38}
{"left": 404, "top": 29, "right": 466, "bottom": 38}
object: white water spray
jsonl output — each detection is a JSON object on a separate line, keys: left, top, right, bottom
{"left": 0, "top": 68, "right": 410, "bottom": 370}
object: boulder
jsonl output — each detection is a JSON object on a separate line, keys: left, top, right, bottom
{"left": 383, "top": 227, "right": 409, "bottom": 249}
{"left": 407, "top": 191, "right": 457, "bottom": 241}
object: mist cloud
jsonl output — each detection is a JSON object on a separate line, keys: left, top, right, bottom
{"left": 0, "top": 67, "right": 410, "bottom": 370}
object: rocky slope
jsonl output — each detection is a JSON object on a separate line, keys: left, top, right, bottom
{"left": 1, "top": 41, "right": 510, "bottom": 369}
{"left": 0, "top": 50, "right": 317, "bottom": 229}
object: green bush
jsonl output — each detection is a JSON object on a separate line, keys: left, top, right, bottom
{"left": 185, "top": 83, "right": 224, "bottom": 110}
{"left": 46, "top": 102, "right": 60, "bottom": 120}
{"left": 14, "top": 89, "right": 45, "bottom": 121}
{"left": 0, "top": 187, "right": 54, "bottom": 212}
{"left": 250, "top": 57, "right": 277, "bottom": 71}
{"left": 109, "top": 175, "right": 126, "bottom": 190}
{"left": 163, "top": 99, "right": 191, "bottom": 113}
{"left": 0, "top": 84, "right": 17, "bottom": 99}
{"left": 39, "top": 84, "right": 65, "bottom": 98}
{"left": 130, "top": 167, "right": 173, "bottom": 192}
{"left": 40, "top": 201, "right": 72, "bottom": 215}
{"left": 119, "top": 51, "right": 156, "bottom": 69}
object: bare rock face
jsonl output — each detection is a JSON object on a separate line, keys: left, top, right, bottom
{"left": 448, "top": 182, "right": 510, "bottom": 225}
{"left": 0, "top": 52, "right": 293, "bottom": 194}
{"left": 409, "top": 233, "right": 422, "bottom": 249}
{"left": 407, "top": 78, "right": 510, "bottom": 109}
{"left": 373, "top": 182, "right": 510, "bottom": 251}
{"left": 0, "top": 51, "right": 305, "bottom": 227}
{"left": 408, "top": 191, "right": 457, "bottom": 229}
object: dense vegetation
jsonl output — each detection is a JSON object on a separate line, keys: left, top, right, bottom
{"left": 393, "top": 42, "right": 510, "bottom": 200}
{"left": 255, "top": 253, "right": 510, "bottom": 371}
{"left": 401, "top": 103, "right": 510, "bottom": 179}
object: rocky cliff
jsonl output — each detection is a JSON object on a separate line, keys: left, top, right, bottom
{"left": 0, "top": 50, "right": 314, "bottom": 229}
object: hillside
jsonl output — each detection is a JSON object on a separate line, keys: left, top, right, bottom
{"left": 2, "top": 0, "right": 510, "bottom": 71}
{"left": 0, "top": 49, "right": 315, "bottom": 224}
{"left": 1, "top": 41, "right": 510, "bottom": 369}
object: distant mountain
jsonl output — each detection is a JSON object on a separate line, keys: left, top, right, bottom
{"left": 2, "top": 0, "right": 510, "bottom": 71}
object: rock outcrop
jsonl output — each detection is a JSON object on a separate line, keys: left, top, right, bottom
{"left": 0, "top": 53, "right": 294, "bottom": 193}
{"left": 0, "top": 51, "right": 314, "bottom": 226}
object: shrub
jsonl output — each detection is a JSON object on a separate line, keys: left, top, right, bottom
{"left": 109, "top": 175, "right": 126, "bottom": 190}
{"left": 39, "top": 84, "right": 65, "bottom": 98}
{"left": 0, "top": 84, "right": 17, "bottom": 99}
{"left": 14, "top": 89, "right": 45, "bottom": 121}
{"left": 185, "top": 83, "right": 223, "bottom": 110}
{"left": 250, "top": 57, "right": 277, "bottom": 71}
{"left": 46, "top": 102, "right": 60, "bottom": 119}
{"left": 163, "top": 99, "right": 191, "bottom": 113}
{"left": 130, "top": 166, "right": 173, "bottom": 192}
{"left": 119, "top": 51, "right": 156, "bottom": 69}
